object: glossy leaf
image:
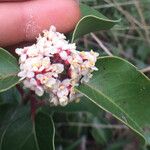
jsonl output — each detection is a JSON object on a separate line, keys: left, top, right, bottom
{"left": 0, "top": 87, "right": 21, "bottom": 105}
{"left": 0, "top": 48, "right": 19, "bottom": 92}
{"left": 0, "top": 105, "right": 34, "bottom": 150}
{"left": 0, "top": 105, "right": 55, "bottom": 150}
{"left": 71, "top": 4, "right": 120, "bottom": 42}
{"left": 34, "top": 111, "right": 55, "bottom": 150}
{"left": 76, "top": 56, "right": 150, "bottom": 144}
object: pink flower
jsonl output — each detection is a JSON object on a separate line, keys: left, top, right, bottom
{"left": 16, "top": 26, "right": 99, "bottom": 106}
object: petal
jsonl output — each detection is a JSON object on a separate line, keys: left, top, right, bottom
{"left": 50, "top": 96, "right": 59, "bottom": 106}
{"left": 27, "top": 71, "right": 35, "bottom": 78}
{"left": 60, "top": 51, "right": 67, "bottom": 60}
{"left": 30, "top": 78, "right": 37, "bottom": 86}
{"left": 57, "top": 88, "right": 69, "bottom": 98}
{"left": 15, "top": 48, "right": 23, "bottom": 55}
{"left": 35, "top": 86, "right": 44, "bottom": 96}
{"left": 18, "top": 71, "right": 26, "bottom": 77}
{"left": 62, "top": 79, "right": 71, "bottom": 86}
{"left": 46, "top": 78, "right": 56, "bottom": 88}
{"left": 20, "top": 54, "right": 27, "bottom": 62}
{"left": 59, "top": 96, "right": 68, "bottom": 106}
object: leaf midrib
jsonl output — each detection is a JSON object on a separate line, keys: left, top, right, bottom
{"left": 76, "top": 83, "right": 145, "bottom": 140}
{"left": 0, "top": 73, "right": 18, "bottom": 80}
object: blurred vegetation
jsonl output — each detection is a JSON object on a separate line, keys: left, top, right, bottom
{"left": 54, "top": 0, "right": 150, "bottom": 149}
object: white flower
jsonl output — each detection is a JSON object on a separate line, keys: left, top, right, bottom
{"left": 42, "top": 57, "right": 51, "bottom": 68}
{"left": 63, "top": 43, "right": 76, "bottom": 51}
{"left": 57, "top": 87, "right": 69, "bottom": 98}
{"left": 30, "top": 78, "right": 37, "bottom": 86}
{"left": 47, "top": 46, "right": 58, "bottom": 55}
{"left": 46, "top": 78, "right": 56, "bottom": 88}
{"left": 26, "top": 71, "right": 35, "bottom": 78}
{"left": 23, "top": 80, "right": 32, "bottom": 88}
{"left": 35, "top": 86, "right": 44, "bottom": 96}
{"left": 50, "top": 95, "right": 59, "bottom": 106}
{"left": 59, "top": 96, "right": 68, "bottom": 106}
{"left": 15, "top": 48, "right": 23, "bottom": 55}
{"left": 60, "top": 51, "right": 68, "bottom": 60}
{"left": 52, "top": 63, "right": 64, "bottom": 74}
{"left": 20, "top": 54, "right": 27, "bottom": 62}
{"left": 18, "top": 71, "right": 26, "bottom": 78}
{"left": 62, "top": 79, "right": 71, "bottom": 86}
{"left": 36, "top": 74, "right": 46, "bottom": 84}
{"left": 16, "top": 25, "right": 99, "bottom": 106}
{"left": 81, "top": 73, "right": 93, "bottom": 83}
{"left": 26, "top": 45, "right": 38, "bottom": 57}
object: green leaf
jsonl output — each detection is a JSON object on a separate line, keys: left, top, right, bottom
{"left": 34, "top": 111, "right": 55, "bottom": 150}
{"left": 0, "top": 105, "right": 35, "bottom": 150}
{"left": 0, "top": 87, "right": 21, "bottom": 105}
{"left": 0, "top": 48, "right": 19, "bottom": 92}
{"left": 43, "top": 96, "right": 102, "bottom": 116}
{"left": 71, "top": 4, "right": 120, "bottom": 42}
{"left": 76, "top": 56, "right": 150, "bottom": 144}
{"left": 0, "top": 105, "right": 55, "bottom": 150}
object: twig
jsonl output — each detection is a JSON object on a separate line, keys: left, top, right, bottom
{"left": 106, "top": 0, "right": 145, "bottom": 40}
{"left": 113, "top": 33, "right": 146, "bottom": 41}
{"left": 112, "top": 26, "right": 150, "bottom": 31}
{"left": 30, "top": 94, "right": 36, "bottom": 121}
{"left": 141, "top": 66, "right": 150, "bottom": 73}
{"left": 90, "top": 33, "right": 113, "bottom": 56}
{"left": 29, "top": 91, "right": 47, "bottom": 121}
{"left": 135, "top": 0, "right": 150, "bottom": 44}
{"left": 56, "top": 122, "right": 128, "bottom": 129}
{"left": 80, "top": 136, "right": 86, "bottom": 150}
{"left": 16, "top": 85, "right": 24, "bottom": 99}
{"left": 110, "top": 0, "right": 143, "bottom": 29}
{"left": 93, "top": 0, "right": 137, "bottom": 9}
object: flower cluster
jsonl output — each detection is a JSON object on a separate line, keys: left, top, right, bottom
{"left": 16, "top": 26, "right": 99, "bottom": 106}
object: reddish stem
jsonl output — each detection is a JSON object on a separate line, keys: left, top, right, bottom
{"left": 36, "top": 100, "right": 47, "bottom": 107}
{"left": 30, "top": 95, "right": 36, "bottom": 121}
{"left": 17, "top": 85, "right": 47, "bottom": 121}
{"left": 16, "top": 85, "right": 24, "bottom": 99}
{"left": 30, "top": 91, "right": 47, "bottom": 121}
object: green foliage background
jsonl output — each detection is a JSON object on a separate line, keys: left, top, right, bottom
{"left": 0, "top": 0, "right": 150, "bottom": 150}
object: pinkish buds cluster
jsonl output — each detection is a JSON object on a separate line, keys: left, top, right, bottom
{"left": 16, "top": 26, "right": 99, "bottom": 106}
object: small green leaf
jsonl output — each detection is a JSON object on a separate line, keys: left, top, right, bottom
{"left": 76, "top": 56, "right": 150, "bottom": 144}
{"left": 34, "top": 111, "right": 55, "bottom": 150}
{"left": 0, "top": 48, "right": 20, "bottom": 92}
{"left": 71, "top": 4, "right": 120, "bottom": 42}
